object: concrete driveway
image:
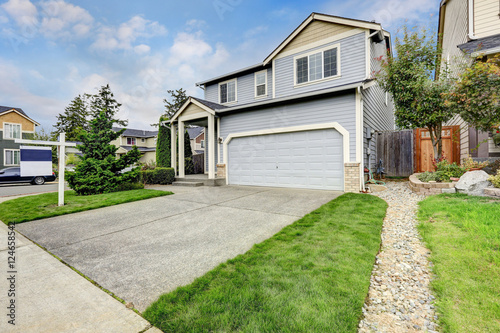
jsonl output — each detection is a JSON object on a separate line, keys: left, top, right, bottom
{"left": 16, "top": 185, "right": 341, "bottom": 312}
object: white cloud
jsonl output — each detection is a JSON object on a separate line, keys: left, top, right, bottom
{"left": 91, "top": 15, "right": 167, "bottom": 52}
{"left": 134, "top": 44, "right": 150, "bottom": 54}
{"left": 185, "top": 19, "right": 206, "bottom": 31}
{"left": 244, "top": 25, "right": 268, "bottom": 38}
{"left": 39, "top": 0, "right": 94, "bottom": 39}
{"left": 1, "top": 0, "right": 38, "bottom": 27}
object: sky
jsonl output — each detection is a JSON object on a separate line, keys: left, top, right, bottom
{"left": 0, "top": 0, "right": 438, "bottom": 132}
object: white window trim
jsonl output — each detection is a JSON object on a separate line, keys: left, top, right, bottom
{"left": 4, "top": 149, "right": 20, "bottom": 166}
{"left": 254, "top": 70, "right": 268, "bottom": 99}
{"left": 218, "top": 78, "right": 238, "bottom": 105}
{"left": 200, "top": 139, "right": 205, "bottom": 148}
{"left": 3, "top": 122, "right": 22, "bottom": 140}
{"left": 293, "top": 43, "right": 341, "bottom": 88}
{"left": 127, "top": 137, "right": 137, "bottom": 145}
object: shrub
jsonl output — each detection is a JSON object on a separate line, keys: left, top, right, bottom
{"left": 436, "top": 160, "right": 465, "bottom": 180}
{"left": 141, "top": 161, "right": 156, "bottom": 170}
{"left": 114, "top": 182, "right": 145, "bottom": 192}
{"left": 484, "top": 159, "right": 500, "bottom": 175}
{"left": 66, "top": 153, "right": 81, "bottom": 166}
{"left": 140, "top": 167, "right": 175, "bottom": 185}
{"left": 462, "top": 156, "right": 489, "bottom": 171}
{"left": 488, "top": 170, "right": 500, "bottom": 188}
{"left": 417, "top": 171, "right": 444, "bottom": 182}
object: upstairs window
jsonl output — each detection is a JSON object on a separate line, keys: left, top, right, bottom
{"left": 219, "top": 79, "right": 236, "bottom": 104}
{"left": 3, "top": 123, "right": 21, "bottom": 139}
{"left": 127, "top": 137, "right": 136, "bottom": 145}
{"left": 255, "top": 70, "right": 267, "bottom": 98}
{"left": 295, "top": 45, "right": 339, "bottom": 85}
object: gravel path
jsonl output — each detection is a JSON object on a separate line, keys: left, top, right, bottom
{"left": 359, "top": 182, "right": 439, "bottom": 333}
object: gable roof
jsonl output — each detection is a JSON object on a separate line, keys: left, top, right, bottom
{"left": 263, "top": 12, "right": 385, "bottom": 65}
{"left": 112, "top": 127, "right": 158, "bottom": 138}
{"left": 195, "top": 12, "right": 388, "bottom": 86}
{"left": 187, "top": 126, "right": 204, "bottom": 140}
{"left": 170, "top": 96, "right": 217, "bottom": 122}
{"left": 0, "top": 106, "right": 40, "bottom": 126}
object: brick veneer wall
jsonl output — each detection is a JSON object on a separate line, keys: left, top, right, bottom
{"left": 344, "top": 162, "right": 361, "bottom": 193}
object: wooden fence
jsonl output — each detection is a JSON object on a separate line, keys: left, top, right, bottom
{"left": 376, "top": 130, "right": 414, "bottom": 177}
{"left": 192, "top": 153, "right": 205, "bottom": 174}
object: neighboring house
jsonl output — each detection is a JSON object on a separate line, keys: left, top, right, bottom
{"left": 438, "top": 0, "right": 500, "bottom": 159}
{"left": 0, "top": 106, "right": 40, "bottom": 169}
{"left": 187, "top": 126, "right": 205, "bottom": 155}
{"left": 111, "top": 127, "right": 158, "bottom": 164}
{"left": 168, "top": 12, "right": 394, "bottom": 192}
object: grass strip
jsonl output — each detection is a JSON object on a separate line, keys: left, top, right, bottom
{"left": 0, "top": 189, "right": 172, "bottom": 224}
{"left": 418, "top": 193, "right": 500, "bottom": 333}
{"left": 143, "top": 193, "right": 387, "bottom": 333}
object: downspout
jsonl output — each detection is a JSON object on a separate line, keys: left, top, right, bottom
{"left": 357, "top": 86, "right": 365, "bottom": 192}
{"left": 468, "top": 0, "right": 476, "bottom": 40}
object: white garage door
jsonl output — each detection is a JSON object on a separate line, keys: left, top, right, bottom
{"left": 227, "top": 129, "right": 344, "bottom": 191}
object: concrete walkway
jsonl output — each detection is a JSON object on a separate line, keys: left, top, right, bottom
{"left": 0, "top": 222, "right": 160, "bottom": 333}
{"left": 14, "top": 185, "right": 341, "bottom": 316}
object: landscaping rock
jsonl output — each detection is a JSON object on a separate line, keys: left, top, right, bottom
{"left": 358, "top": 182, "right": 439, "bottom": 333}
{"left": 441, "top": 188, "right": 456, "bottom": 194}
{"left": 455, "top": 170, "right": 492, "bottom": 196}
{"left": 368, "top": 184, "right": 388, "bottom": 192}
{"left": 484, "top": 187, "right": 500, "bottom": 197}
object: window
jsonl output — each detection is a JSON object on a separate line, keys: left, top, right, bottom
{"left": 255, "top": 70, "right": 267, "bottom": 98}
{"left": 127, "top": 137, "right": 136, "bottom": 145}
{"left": 200, "top": 140, "right": 205, "bottom": 148}
{"left": 219, "top": 79, "right": 236, "bottom": 104}
{"left": 294, "top": 45, "right": 339, "bottom": 85}
{"left": 3, "top": 123, "right": 21, "bottom": 139}
{"left": 141, "top": 138, "right": 145, "bottom": 143}
{"left": 5, "top": 149, "right": 20, "bottom": 165}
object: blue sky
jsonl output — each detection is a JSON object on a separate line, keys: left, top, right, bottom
{"left": 0, "top": 0, "right": 438, "bottom": 131}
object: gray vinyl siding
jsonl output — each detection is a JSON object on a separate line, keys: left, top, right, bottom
{"left": 220, "top": 92, "right": 357, "bottom": 162}
{"left": 274, "top": 32, "right": 366, "bottom": 99}
{"left": 362, "top": 84, "right": 395, "bottom": 170}
{"left": 204, "top": 68, "right": 272, "bottom": 106}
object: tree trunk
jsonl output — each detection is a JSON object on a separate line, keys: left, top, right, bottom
{"left": 427, "top": 123, "right": 443, "bottom": 165}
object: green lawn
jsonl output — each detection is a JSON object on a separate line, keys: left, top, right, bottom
{"left": 144, "top": 193, "right": 387, "bottom": 333}
{"left": 0, "top": 189, "right": 172, "bottom": 224}
{"left": 418, "top": 194, "right": 500, "bottom": 333}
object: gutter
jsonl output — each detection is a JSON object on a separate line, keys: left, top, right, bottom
{"left": 468, "top": 0, "right": 476, "bottom": 40}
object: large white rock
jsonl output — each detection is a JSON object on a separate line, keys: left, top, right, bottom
{"left": 455, "top": 170, "right": 492, "bottom": 196}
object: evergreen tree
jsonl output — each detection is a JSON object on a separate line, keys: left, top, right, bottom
{"left": 67, "top": 85, "right": 140, "bottom": 195}
{"left": 184, "top": 129, "right": 194, "bottom": 174}
{"left": 156, "top": 115, "right": 171, "bottom": 167}
{"left": 163, "top": 88, "right": 188, "bottom": 120}
{"left": 53, "top": 95, "right": 89, "bottom": 141}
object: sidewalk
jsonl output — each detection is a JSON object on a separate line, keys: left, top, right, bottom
{"left": 0, "top": 221, "right": 161, "bottom": 333}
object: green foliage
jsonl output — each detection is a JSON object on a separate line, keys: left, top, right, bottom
{"left": 443, "top": 56, "right": 500, "bottom": 132}
{"left": 461, "top": 155, "right": 489, "bottom": 171}
{"left": 485, "top": 159, "right": 500, "bottom": 175}
{"left": 163, "top": 88, "right": 188, "bottom": 120}
{"left": 156, "top": 115, "right": 171, "bottom": 167}
{"left": 417, "top": 171, "right": 444, "bottom": 182}
{"left": 435, "top": 160, "right": 465, "bottom": 179}
{"left": 140, "top": 167, "right": 175, "bottom": 185}
{"left": 66, "top": 85, "right": 141, "bottom": 195}
{"left": 144, "top": 194, "right": 387, "bottom": 332}
{"left": 488, "top": 170, "right": 500, "bottom": 188}
{"left": 66, "top": 153, "right": 81, "bottom": 166}
{"left": 376, "top": 26, "right": 455, "bottom": 161}
{"left": 115, "top": 182, "right": 145, "bottom": 191}
{"left": 53, "top": 95, "right": 90, "bottom": 141}
{"left": 87, "top": 84, "right": 128, "bottom": 127}
{"left": 184, "top": 131, "right": 194, "bottom": 174}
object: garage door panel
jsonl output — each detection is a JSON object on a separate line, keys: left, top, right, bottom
{"left": 228, "top": 128, "right": 344, "bottom": 191}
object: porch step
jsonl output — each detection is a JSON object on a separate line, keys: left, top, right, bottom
{"left": 172, "top": 181, "right": 204, "bottom": 187}
{"left": 174, "top": 177, "right": 225, "bottom": 186}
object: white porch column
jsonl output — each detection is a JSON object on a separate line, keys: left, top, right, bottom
{"left": 170, "top": 123, "right": 177, "bottom": 174}
{"left": 178, "top": 120, "right": 185, "bottom": 178}
{"left": 208, "top": 114, "right": 215, "bottom": 179}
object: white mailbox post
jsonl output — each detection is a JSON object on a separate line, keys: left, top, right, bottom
{"left": 16, "top": 132, "right": 77, "bottom": 206}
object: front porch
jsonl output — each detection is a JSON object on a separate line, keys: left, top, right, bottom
{"left": 172, "top": 174, "right": 226, "bottom": 187}
{"left": 169, "top": 97, "right": 222, "bottom": 181}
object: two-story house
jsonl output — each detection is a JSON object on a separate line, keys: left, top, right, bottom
{"left": 187, "top": 126, "right": 205, "bottom": 155}
{"left": 168, "top": 13, "right": 394, "bottom": 192}
{"left": 0, "top": 106, "right": 40, "bottom": 169}
{"left": 111, "top": 127, "right": 158, "bottom": 164}
{"left": 438, "top": 0, "right": 500, "bottom": 159}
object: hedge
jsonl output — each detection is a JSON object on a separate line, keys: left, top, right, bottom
{"left": 140, "top": 167, "right": 175, "bottom": 185}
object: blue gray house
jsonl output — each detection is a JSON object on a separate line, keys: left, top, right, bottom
{"left": 168, "top": 13, "right": 394, "bottom": 192}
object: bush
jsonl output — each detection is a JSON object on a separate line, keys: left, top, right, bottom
{"left": 418, "top": 171, "right": 444, "bottom": 182}
{"left": 461, "top": 156, "right": 489, "bottom": 171}
{"left": 484, "top": 159, "right": 500, "bottom": 175}
{"left": 488, "top": 170, "right": 500, "bottom": 188}
{"left": 114, "top": 182, "right": 145, "bottom": 192}
{"left": 436, "top": 160, "right": 465, "bottom": 180}
{"left": 140, "top": 167, "right": 175, "bottom": 185}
